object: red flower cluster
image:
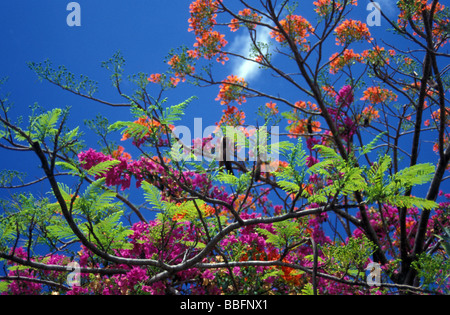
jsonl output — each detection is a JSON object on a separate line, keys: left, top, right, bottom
{"left": 229, "top": 8, "right": 262, "bottom": 32}
{"left": 270, "top": 14, "right": 315, "bottom": 51}
{"left": 334, "top": 19, "right": 372, "bottom": 45}
{"left": 215, "top": 74, "right": 248, "bottom": 106}
{"left": 397, "top": 0, "right": 448, "bottom": 47}
{"left": 360, "top": 87, "right": 397, "bottom": 104}
{"left": 313, "top": 0, "right": 358, "bottom": 16}
{"left": 329, "top": 49, "right": 363, "bottom": 74}
{"left": 188, "top": 0, "right": 228, "bottom": 64}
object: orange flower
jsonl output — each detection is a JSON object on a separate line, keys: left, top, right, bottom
{"left": 229, "top": 8, "right": 262, "bottom": 32}
{"left": 254, "top": 54, "right": 264, "bottom": 63}
{"left": 216, "top": 75, "right": 248, "bottom": 105}
{"left": 147, "top": 73, "right": 162, "bottom": 84}
{"left": 402, "top": 81, "right": 436, "bottom": 98}
{"left": 217, "top": 105, "right": 246, "bottom": 128}
{"left": 187, "top": 49, "right": 200, "bottom": 59}
{"left": 294, "top": 100, "right": 318, "bottom": 111}
{"left": 170, "top": 76, "right": 181, "bottom": 87}
{"left": 322, "top": 85, "right": 337, "bottom": 98}
{"left": 361, "top": 46, "right": 390, "bottom": 66}
{"left": 193, "top": 30, "right": 229, "bottom": 64}
{"left": 314, "top": 0, "right": 342, "bottom": 16}
{"left": 360, "top": 87, "right": 397, "bottom": 104}
{"left": 430, "top": 107, "right": 450, "bottom": 128}
{"left": 166, "top": 52, "right": 196, "bottom": 82}
{"left": 334, "top": 19, "right": 372, "bottom": 46}
{"left": 266, "top": 101, "right": 278, "bottom": 114}
{"left": 397, "top": 0, "right": 447, "bottom": 47}
{"left": 329, "top": 49, "right": 363, "bottom": 74}
{"left": 229, "top": 18, "right": 240, "bottom": 32}
{"left": 361, "top": 105, "right": 380, "bottom": 123}
{"left": 173, "top": 203, "right": 216, "bottom": 222}
{"left": 112, "top": 145, "right": 132, "bottom": 161}
{"left": 167, "top": 55, "right": 180, "bottom": 67}
{"left": 270, "top": 15, "right": 314, "bottom": 51}
{"left": 234, "top": 194, "right": 257, "bottom": 211}
{"left": 433, "top": 136, "right": 449, "bottom": 154}
{"left": 404, "top": 57, "right": 413, "bottom": 65}
{"left": 301, "top": 183, "right": 315, "bottom": 196}
{"left": 288, "top": 118, "right": 321, "bottom": 138}
{"left": 313, "top": 0, "right": 357, "bottom": 16}
{"left": 188, "top": 0, "right": 218, "bottom": 36}
{"left": 281, "top": 265, "right": 303, "bottom": 286}
{"left": 188, "top": 0, "right": 228, "bottom": 64}
{"left": 121, "top": 116, "right": 163, "bottom": 141}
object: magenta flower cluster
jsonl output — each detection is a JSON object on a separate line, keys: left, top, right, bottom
{"left": 77, "top": 149, "right": 221, "bottom": 202}
{"left": 327, "top": 85, "right": 358, "bottom": 143}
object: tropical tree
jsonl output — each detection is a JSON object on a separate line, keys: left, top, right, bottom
{"left": 0, "top": 0, "right": 449, "bottom": 295}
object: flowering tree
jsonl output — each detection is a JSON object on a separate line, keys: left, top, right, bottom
{"left": 0, "top": 0, "right": 449, "bottom": 295}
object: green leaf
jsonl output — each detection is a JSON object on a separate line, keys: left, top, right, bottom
{"left": 0, "top": 281, "right": 10, "bottom": 293}
{"left": 8, "top": 265, "right": 32, "bottom": 272}
{"left": 86, "top": 210, "right": 133, "bottom": 250}
{"left": 260, "top": 269, "right": 283, "bottom": 281}
{"left": 388, "top": 195, "right": 438, "bottom": 210}
{"left": 46, "top": 224, "right": 79, "bottom": 242}
{"left": 358, "top": 132, "right": 386, "bottom": 156}
{"left": 65, "top": 126, "right": 80, "bottom": 141}
{"left": 389, "top": 163, "right": 435, "bottom": 190}
{"left": 257, "top": 220, "right": 304, "bottom": 248}
{"left": 141, "top": 181, "right": 166, "bottom": 211}
{"left": 182, "top": 240, "right": 207, "bottom": 249}
{"left": 55, "top": 161, "right": 81, "bottom": 176}
{"left": 307, "top": 159, "right": 334, "bottom": 177}
{"left": 56, "top": 182, "right": 73, "bottom": 203}
{"left": 26, "top": 108, "right": 63, "bottom": 141}
{"left": 301, "top": 283, "right": 314, "bottom": 295}
{"left": 216, "top": 171, "right": 252, "bottom": 194}
{"left": 86, "top": 160, "right": 120, "bottom": 177}
{"left": 291, "top": 138, "right": 307, "bottom": 167}
{"left": 313, "top": 144, "right": 340, "bottom": 160}
{"left": 276, "top": 180, "right": 300, "bottom": 193}
{"left": 108, "top": 121, "right": 130, "bottom": 132}
{"left": 161, "top": 96, "right": 197, "bottom": 125}
{"left": 216, "top": 171, "right": 239, "bottom": 186}
{"left": 34, "top": 108, "right": 61, "bottom": 130}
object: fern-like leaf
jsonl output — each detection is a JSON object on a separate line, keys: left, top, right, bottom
{"left": 161, "top": 96, "right": 197, "bottom": 125}
{"left": 277, "top": 180, "right": 300, "bottom": 194}
{"left": 141, "top": 181, "right": 165, "bottom": 211}
{"left": 358, "top": 132, "right": 386, "bottom": 156}
{"left": 86, "top": 160, "right": 120, "bottom": 177}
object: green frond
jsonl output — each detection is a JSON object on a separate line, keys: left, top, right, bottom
{"left": 358, "top": 132, "right": 386, "bottom": 156}
{"left": 141, "top": 181, "right": 170, "bottom": 213}
{"left": 388, "top": 195, "right": 438, "bottom": 210}
{"left": 276, "top": 180, "right": 300, "bottom": 194}
{"left": 161, "top": 96, "right": 197, "bottom": 125}
{"left": 257, "top": 219, "right": 306, "bottom": 249}
{"left": 86, "top": 160, "right": 121, "bottom": 177}
{"left": 313, "top": 144, "right": 340, "bottom": 160}
{"left": 55, "top": 161, "right": 82, "bottom": 176}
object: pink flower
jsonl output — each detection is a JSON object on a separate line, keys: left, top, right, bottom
{"left": 336, "top": 85, "right": 354, "bottom": 107}
{"left": 202, "top": 269, "right": 215, "bottom": 281}
{"left": 306, "top": 137, "right": 320, "bottom": 150}
{"left": 306, "top": 156, "right": 320, "bottom": 167}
